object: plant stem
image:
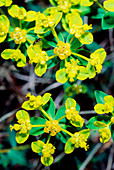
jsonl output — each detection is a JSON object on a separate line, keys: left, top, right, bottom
{"left": 51, "top": 27, "right": 60, "bottom": 42}
{"left": 0, "top": 145, "right": 30, "bottom": 154}
{"left": 0, "top": 8, "right": 5, "bottom": 15}
{"left": 32, "top": 125, "right": 45, "bottom": 128}
{"left": 40, "top": 108, "right": 52, "bottom": 121}
{"left": 70, "top": 35, "right": 75, "bottom": 44}
{"left": 71, "top": 52, "right": 90, "bottom": 61}
{"left": 19, "top": 20, "right": 22, "bottom": 29}
{"left": 46, "top": 134, "right": 51, "bottom": 144}
{"left": 27, "top": 27, "right": 35, "bottom": 33}
{"left": 17, "top": 44, "right": 21, "bottom": 49}
{"left": 95, "top": 1, "right": 107, "bottom": 12}
{"left": 49, "top": 55, "right": 56, "bottom": 60}
{"left": 58, "top": 115, "right": 66, "bottom": 122}
{"left": 61, "top": 128, "right": 73, "bottom": 136}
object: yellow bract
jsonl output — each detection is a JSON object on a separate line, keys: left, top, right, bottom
{"left": 99, "top": 127, "right": 111, "bottom": 143}
{"left": 0, "top": 15, "right": 9, "bottom": 43}
{"left": 10, "top": 110, "right": 32, "bottom": 143}
{"left": 0, "top": 0, "right": 12, "bottom": 7}
{"left": 103, "top": 0, "right": 114, "bottom": 12}
{"left": 8, "top": 5, "right": 37, "bottom": 21}
{"left": 44, "top": 120, "right": 61, "bottom": 136}
{"left": 1, "top": 49, "right": 26, "bottom": 67}
{"left": 10, "top": 27, "right": 27, "bottom": 44}
{"left": 94, "top": 95, "right": 114, "bottom": 114}
{"left": 54, "top": 41, "right": 71, "bottom": 60}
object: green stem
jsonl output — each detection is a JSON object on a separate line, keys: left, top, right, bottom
{"left": 26, "top": 27, "right": 35, "bottom": 33}
{"left": 46, "top": 134, "right": 51, "bottom": 144}
{"left": 71, "top": 52, "right": 90, "bottom": 61}
{"left": 49, "top": 55, "right": 56, "bottom": 60}
{"left": 58, "top": 115, "right": 66, "bottom": 122}
{"left": 17, "top": 44, "right": 21, "bottom": 49}
{"left": 70, "top": 35, "right": 75, "bottom": 44}
{"left": 61, "top": 128, "right": 73, "bottom": 136}
{"left": 0, "top": 8, "right": 5, "bottom": 15}
{"left": 95, "top": 1, "right": 107, "bottom": 12}
{"left": 19, "top": 20, "right": 22, "bottom": 29}
{"left": 40, "top": 108, "right": 52, "bottom": 121}
{"left": 32, "top": 125, "right": 45, "bottom": 128}
{"left": 51, "top": 27, "right": 60, "bottom": 42}
{"left": 0, "top": 145, "right": 30, "bottom": 154}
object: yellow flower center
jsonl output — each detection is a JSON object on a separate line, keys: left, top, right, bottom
{"left": 42, "top": 143, "right": 55, "bottom": 158}
{"left": 65, "top": 59, "right": 79, "bottom": 82}
{"left": 29, "top": 51, "right": 49, "bottom": 64}
{"left": 54, "top": 41, "right": 71, "bottom": 60}
{"left": 10, "top": 27, "right": 27, "bottom": 44}
{"left": 44, "top": 120, "right": 61, "bottom": 136}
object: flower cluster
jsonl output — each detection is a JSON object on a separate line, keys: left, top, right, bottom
{"left": 44, "top": 120, "right": 61, "bottom": 136}
{"left": 94, "top": 95, "right": 114, "bottom": 114}
{"left": 10, "top": 27, "right": 27, "bottom": 44}
{"left": 54, "top": 41, "right": 71, "bottom": 60}
{"left": 31, "top": 140, "right": 55, "bottom": 166}
{"left": 0, "top": 0, "right": 12, "bottom": 7}
{"left": 10, "top": 110, "right": 32, "bottom": 144}
{"left": 1, "top": 49, "right": 26, "bottom": 67}
{"left": 22, "top": 93, "right": 51, "bottom": 110}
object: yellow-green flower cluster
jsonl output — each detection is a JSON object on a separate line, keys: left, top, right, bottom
{"left": 70, "top": 24, "right": 93, "bottom": 44}
{"left": 10, "top": 27, "right": 27, "bottom": 44}
{"left": 31, "top": 140, "right": 55, "bottom": 166}
{"left": 44, "top": 120, "right": 61, "bottom": 136}
{"left": 1, "top": 49, "right": 26, "bottom": 67}
{"left": 65, "top": 107, "right": 84, "bottom": 127}
{"left": 0, "top": 15, "right": 9, "bottom": 43}
{"left": 71, "top": 132, "right": 89, "bottom": 151}
{"left": 65, "top": 129, "right": 90, "bottom": 154}
{"left": 10, "top": 110, "right": 32, "bottom": 144}
{"left": 94, "top": 95, "right": 114, "bottom": 114}
{"left": 22, "top": 93, "right": 51, "bottom": 110}
{"left": 99, "top": 127, "right": 111, "bottom": 143}
{"left": 65, "top": 59, "right": 80, "bottom": 82}
{"left": 54, "top": 41, "right": 71, "bottom": 60}
{"left": 0, "top": 0, "right": 12, "bottom": 7}
{"left": 8, "top": 5, "right": 37, "bottom": 21}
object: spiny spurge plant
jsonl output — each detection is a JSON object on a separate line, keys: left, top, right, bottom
{"left": 10, "top": 90, "right": 114, "bottom": 166}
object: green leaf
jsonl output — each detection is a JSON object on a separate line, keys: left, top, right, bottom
{"left": 94, "top": 121, "right": 107, "bottom": 128}
{"left": 94, "top": 90, "right": 108, "bottom": 104}
{"left": 58, "top": 32, "right": 64, "bottom": 42}
{"left": 31, "top": 140, "right": 44, "bottom": 153}
{"left": 43, "top": 98, "right": 55, "bottom": 119}
{"left": 16, "top": 132, "right": 29, "bottom": 144}
{"left": 79, "top": 32, "right": 93, "bottom": 44}
{"left": 49, "top": 0, "right": 57, "bottom": 6}
{"left": 92, "top": 8, "right": 105, "bottom": 19}
{"left": 30, "top": 117, "right": 46, "bottom": 136}
{"left": 55, "top": 106, "right": 66, "bottom": 121}
{"left": 47, "top": 41, "right": 57, "bottom": 47}
{"left": 86, "top": 115, "right": 111, "bottom": 130}
{"left": 7, "top": 150, "right": 27, "bottom": 166}
{"left": 54, "top": 12, "right": 63, "bottom": 27}
{"left": 66, "top": 35, "right": 82, "bottom": 50}
{"left": 65, "top": 138, "right": 75, "bottom": 154}
{"left": 65, "top": 98, "right": 76, "bottom": 109}
{"left": 102, "top": 12, "right": 114, "bottom": 30}
{"left": 56, "top": 68, "right": 68, "bottom": 84}
{"left": 85, "top": 41, "right": 102, "bottom": 52}
{"left": 57, "top": 131, "right": 69, "bottom": 144}
{"left": 35, "top": 63, "right": 47, "bottom": 77}
{"left": 41, "top": 156, "right": 53, "bottom": 166}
